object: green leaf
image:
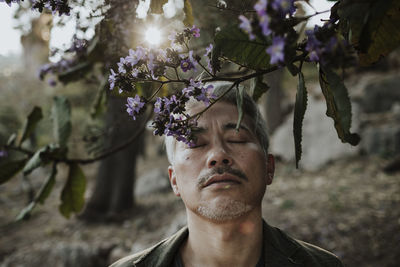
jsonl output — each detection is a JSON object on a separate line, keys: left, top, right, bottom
{"left": 59, "top": 164, "right": 86, "bottom": 219}
{"left": 37, "top": 163, "right": 57, "bottom": 204}
{"left": 15, "top": 202, "right": 35, "bottom": 221}
{"left": 0, "top": 159, "right": 27, "bottom": 184}
{"left": 235, "top": 85, "right": 244, "bottom": 131}
{"left": 22, "top": 146, "right": 49, "bottom": 175}
{"left": 7, "top": 133, "right": 17, "bottom": 146}
{"left": 90, "top": 79, "right": 107, "bottom": 119}
{"left": 150, "top": 0, "right": 168, "bottom": 14}
{"left": 19, "top": 106, "right": 43, "bottom": 146}
{"left": 338, "top": 0, "right": 400, "bottom": 66}
{"left": 183, "top": 0, "right": 194, "bottom": 27}
{"left": 213, "top": 25, "right": 272, "bottom": 70}
{"left": 293, "top": 72, "right": 308, "bottom": 168}
{"left": 319, "top": 67, "right": 360, "bottom": 145}
{"left": 15, "top": 163, "right": 58, "bottom": 221}
{"left": 52, "top": 96, "right": 72, "bottom": 148}
{"left": 252, "top": 76, "right": 270, "bottom": 101}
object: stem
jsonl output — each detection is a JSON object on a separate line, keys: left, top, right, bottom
{"left": 148, "top": 83, "right": 164, "bottom": 102}
{"left": 5, "top": 111, "right": 152, "bottom": 165}
{"left": 197, "top": 60, "right": 214, "bottom": 78}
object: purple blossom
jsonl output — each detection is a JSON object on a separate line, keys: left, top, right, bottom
{"left": 183, "top": 78, "right": 202, "bottom": 96}
{"left": 259, "top": 14, "right": 272, "bottom": 36}
{"left": 195, "top": 84, "right": 216, "bottom": 105}
{"left": 239, "top": 15, "right": 255, "bottom": 40}
{"left": 48, "top": 78, "right": 57, "bottom": 87}
{"left": 126, "top": 95, "right": 146, "bottom": 120}
{"left": 108, "top": 69, "right": 117, "bottom": 90}
{"left": 154, "top": 97, "right": 162, "bottom": 114}
{"left": 204, "top": 43, "right": 213, "bottom": 72}
{"left": 266, "top": 36, "right": 285, "bottom": 65}
{"left": 271, "top": 0, "right": 296, "bottom": 17}
{"left": 190, "top": 25, "right": 200, "bottom": 38}
{"left": 180, "top": 50, "right": 197, "bottom": 72}
{"left": 117, "top": 57, "right": 127, "bottom": 74}
{"left": 0, "top": 149, "right": 8, "bottom": 158}
{"left": 126, "top": 47, "right": 147, "bottom": 66}
{"left": 254, "top": 0, "right": 267, "bottom": 16}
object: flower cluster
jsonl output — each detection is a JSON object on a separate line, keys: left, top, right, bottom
{"left": 305, "top": 23, "right": 356, "bottom": 68}
{"left": 126, "top": 95, "right": 146, "bottom": 120}
{"left": 38, "top": 37, "right": 88, "bottom": 86}
{"left": 152, "top": 92, "right": 196, "bottom": 146}
{"left": 108, "top": 47, "right": 170, "bottom": 93}
{"left": 32, "top": 0, "right": 71, "bottom": 16}
{"left": 169, "top": 25, "right": 201, "bottom": 47}
{"left": 108, "top": 26, "right": 219, "bottom": 146}
{"left": 151, "top": 80, "right": 216, "bottom": 146}
{"left": 239, "top": 0, "right": 297, "bottom": 65}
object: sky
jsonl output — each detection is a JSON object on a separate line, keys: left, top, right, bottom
{"left": 0, "top": 0, "right": 335, "bottom": 57}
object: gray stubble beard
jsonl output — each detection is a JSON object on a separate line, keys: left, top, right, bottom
{"left": 196, "top": 198, "right": 253, "bottom": 222}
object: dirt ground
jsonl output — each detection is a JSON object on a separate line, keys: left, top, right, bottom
{"left": 0, "top": 153, "right": 399, "bottom": 267}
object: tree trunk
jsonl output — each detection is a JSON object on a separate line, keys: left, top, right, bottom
{"left": 81, "top": 0, "right": 144, "bottom": 221}
{"left": 82, "top": 97, "right": 145, "bottom": 221}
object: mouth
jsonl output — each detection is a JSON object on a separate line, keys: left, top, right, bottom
{"left": 203, "top": 174, "right": 242, "bottom": 188}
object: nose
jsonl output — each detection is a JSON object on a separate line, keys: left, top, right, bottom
{"left": 207, "top": 149, "right": 233, "bottom": 168}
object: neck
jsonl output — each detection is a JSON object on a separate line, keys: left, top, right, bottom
{"left": 181, "top": 208, "right": 263, "bottom": 267}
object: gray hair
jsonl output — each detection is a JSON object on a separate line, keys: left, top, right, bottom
{"left": 165, "top": 82, "right": 269, "bottom": 163}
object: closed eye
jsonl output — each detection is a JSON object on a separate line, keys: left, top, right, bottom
{"left": 228, "top": 140, "right": 247, "bottom": 144}
{"left": 189, "top": 143, "right": 206, "bottom": 149}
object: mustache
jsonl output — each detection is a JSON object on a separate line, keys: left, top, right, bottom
{"left": 197, "top": 166, "right": 248, "bottom": 188}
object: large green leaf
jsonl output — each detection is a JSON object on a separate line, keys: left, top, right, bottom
{"left": 150, "top": 0, "right": 168, "bottom": 14}
{"left": 22, "top": 146, "right": 48, "bottom": 175}
{"left": 183, "top": 0, "right": 194, "bottom": 27}
{"left": 52, "top": 96, "right": 72, "bottom": 148}
{"left": 19, "top": 106, "right": 43, "bottom": 146}
{"left": 37, "top": 163, "right": 57, "bottom": 204}
{"left": 59, "top": 163, "right": 86, "bottom": 218}
{"left": 213, "top": 25, "right": 272, "bottom": 70}
{"left": 293, "top": 72, "right": 308, "bottom": 168}
{"left": 0, "top": 159, "right": 27, "bottom": 184}
{"left": 338, "top": 0, "right": 400, "bottom": 66}
{"left": 252, "top": 76, "right": 270, "bottom": 102}
{"left": 15, "top": 163, "right": 58, "bottom": 221}
{"left": 90, "top": 78, "right": 107, "bottom": 119}
{"left": 319, "top": 67, "right": 360, "bottom": 146}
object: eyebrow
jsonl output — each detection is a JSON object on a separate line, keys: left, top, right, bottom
{"left": 191, "top": 122, "right": 251, "bottom": 134}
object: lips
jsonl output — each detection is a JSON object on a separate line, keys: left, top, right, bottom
{"left": 203, "top": 174, "right": 242, "bottom": 188}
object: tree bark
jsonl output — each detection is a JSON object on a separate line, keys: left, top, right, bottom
{"left": 81, "top": 0, "right": 144, "bottom": 221}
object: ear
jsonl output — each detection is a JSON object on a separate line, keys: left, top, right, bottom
{"left": 168, "top": 165, "right": 180, "bottom": 196}
{"left": 266, "top": 154, "right": 275, "bottom": 185}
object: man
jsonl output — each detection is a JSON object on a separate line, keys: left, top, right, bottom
{"left": 110, "top": 83, "right": 344, "bottom": 267}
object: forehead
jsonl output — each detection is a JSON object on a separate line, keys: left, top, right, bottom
{"left": 188, "top": 101, "right": 250, "bottom": 127}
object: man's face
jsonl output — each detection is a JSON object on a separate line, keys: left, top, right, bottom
{"left": 168, "top": 101, "right": 274, "bottom": 222}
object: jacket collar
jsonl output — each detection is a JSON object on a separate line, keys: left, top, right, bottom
{"left": 132, "top": 220, "right": 304, "bottom": 267}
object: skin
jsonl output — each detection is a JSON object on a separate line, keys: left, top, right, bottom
{"left": 168, "top": 101, "right": 275, "bottom": 267}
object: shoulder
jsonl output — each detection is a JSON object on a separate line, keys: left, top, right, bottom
{"left": 263, "top": 221, "right": 344, "bottom": 267}
{"left": 109, "top": 243, "right": 159, "bottom": 267}
{"left": 294, "top": 239, "right": 344, "bottom": 267}
{"left": 109, "top": 226, "right": 189, "bottom": 267}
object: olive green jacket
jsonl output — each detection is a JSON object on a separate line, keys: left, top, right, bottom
{"left": 110, "top": 221, "right": 344, "bottom": 267}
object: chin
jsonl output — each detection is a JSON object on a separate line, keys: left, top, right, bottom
{"left": 196, "top": 198, "right": 253, "bottom": 222}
